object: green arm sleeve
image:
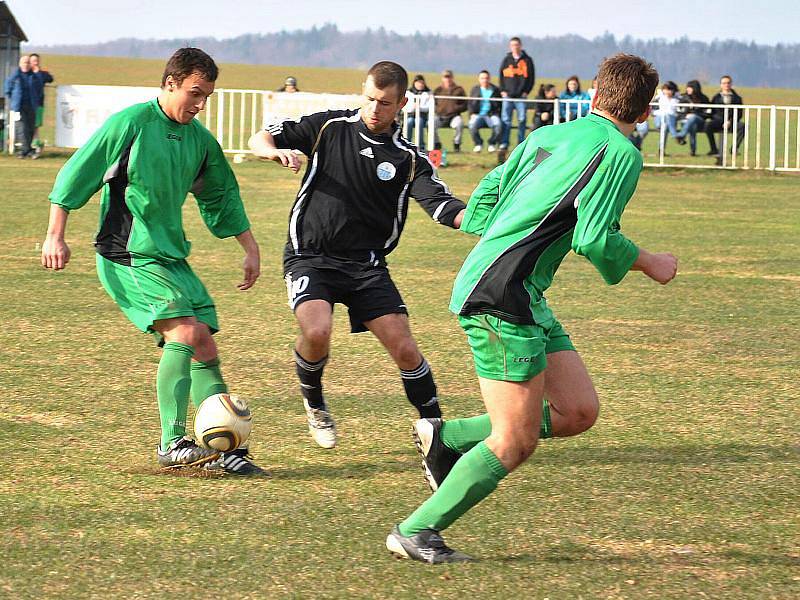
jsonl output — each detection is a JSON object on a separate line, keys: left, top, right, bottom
{"left": 192, "top": 136, "right": 251, "bottom": 238}
{"left": 572, "top": 151, "right": 641, "bottom": 285}
{"left": 460, "top": 163, "right": 504, "bottom": 236}
{"left": 48, "top": 112, "right": 136, "bottom": 211}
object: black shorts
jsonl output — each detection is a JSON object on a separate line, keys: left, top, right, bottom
{"left": 284, "top": 257, "right": 408, "bottom": 333}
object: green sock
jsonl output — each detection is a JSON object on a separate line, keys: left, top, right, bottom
{"left": 399, "top": 441, "right": 508, "bottom": 536}
{"left": 440, "top": 400, "right": 553, "bottom": 453}
{"left": 157, "top": 342, "right": 195, "bottom": 451}
{"left": 190, "top": 357, "right": 228, "bottom": 408}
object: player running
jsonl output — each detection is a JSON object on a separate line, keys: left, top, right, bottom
{"left": 41, "top": 48, "right": 266, "bottom": 476}
{"left": 386, "top": 53, "right": 678, "bottom": 563}
{"left": 248, "top": 61, "right": 467, "bottom": 449}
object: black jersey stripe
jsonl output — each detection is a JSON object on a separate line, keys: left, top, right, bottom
{"left": 460, "top": 145, "right": 607, "bottom": 325}
{"left": 95, "top": 138, "right": 136, "bottom": 265}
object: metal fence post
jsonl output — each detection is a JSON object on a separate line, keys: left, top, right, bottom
{"left": 216, "top": 91, "right": 225, "bottom": 144}
{"left": 427, "top": 95, "right": 436, "bottom": 151}
{"left": 769, "top": 106, "right": 777, "bottom": 171}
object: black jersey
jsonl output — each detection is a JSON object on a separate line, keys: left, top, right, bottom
{"left": 267, "top": 109, "right": 466, "bottom": 264}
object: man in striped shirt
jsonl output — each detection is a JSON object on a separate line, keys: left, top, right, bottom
{"left": 249, "top": 61, "right": 466, "bottom": 449}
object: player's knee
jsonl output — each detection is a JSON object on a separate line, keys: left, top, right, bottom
{"left": 564, "top": 392, "right": 600, "bottom": 434}
{"left": 393, "top": 339, "right": 421, "bottom": 368}
{"left": 301, "top": 324, "right": 332, "bottom": 350}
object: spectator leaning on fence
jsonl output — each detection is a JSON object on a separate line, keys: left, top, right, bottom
{"left": 433, "top": 69, "right": 467, "bottom": 153}
{"left": 4, "top": 54, "right": 37, "bottom": 159}
{"left": 674, "top": 80, "right": 710, "bottom": 156}
{"left": 467, "top": 70, "right": 502, "bottom": 153}
{"left": 498, "top": 36, "right": 535, "bottom": 149}
{"left": 532, "top": 84, "right": 558, "bottom": 130}
{"left": 706, "top": 75, "right": 745, "bottom": 164}
{"left": 29, "top": 53, "right": 54, "bottom": 157}
{"left": 405, "top": 74, "right": 431, "bottom": 149}
{"left": 558, "top": 75, "right": 591, "bottom": 121}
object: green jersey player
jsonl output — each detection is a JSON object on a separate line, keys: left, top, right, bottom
{"left": 41, "top": 48, "right": 265, "bottom": 476}
{"left": 387, "top": 53, "right": 679, "bottom": 563}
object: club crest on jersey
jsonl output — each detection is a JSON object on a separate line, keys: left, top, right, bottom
{"left": 376, "top": 161, "right": 396, "bottom": 181}
{"left": 359, "top": 147, "right": 374, "bottom": 159}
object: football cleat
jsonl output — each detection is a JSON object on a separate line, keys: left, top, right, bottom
{"left": 412, "top": 418, "right": 461, "bottom": 492}
{"left": 157, "top": 436, "right": 219, "bottom": 468}
{"left": 386, "top": 526, "right": 472, "bottom": 564}
{"left": 205, "top": 447, "right": 268, "bottom": 477}
{"left": 304, "top": 397, "right": 337, "bottom": 449}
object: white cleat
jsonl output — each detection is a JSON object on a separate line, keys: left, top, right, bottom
{"left": 472, "top": 145, "right": 482, "bottom": 153}
{"left": 303, "top": 397, "right": 337, "bottom": 449}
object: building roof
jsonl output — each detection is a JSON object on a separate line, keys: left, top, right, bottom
{"left": 0, "top": 1, "right": 28, "bottom": 43}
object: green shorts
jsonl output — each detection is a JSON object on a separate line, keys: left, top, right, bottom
{"left": 96, "top": 254, "right": 219, "bottom": 335}
{"left": 458, "top": 313, "right": 576, "bottom": 382}
{"left": 35, "top": 106, "right": 44, "bottom": 129}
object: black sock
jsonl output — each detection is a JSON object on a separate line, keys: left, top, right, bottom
{"left": 294, "top": 350, "right": 328, "bottom": 409}
{"left": 400, "top": 358, "right": 441, "bottom": 418}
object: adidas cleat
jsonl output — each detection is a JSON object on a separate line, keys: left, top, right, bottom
{"left": 206, "top": 448, "right": 268, "bottom": 477}
{"left": 304, "top": 397, "right": 337, "bottom": 449}
{"left": 386, "top": 526, "right": 471, "bottom": 564}
{"left": 412, "top": 418, "right": 461, "bottom": 492}
{"left": 157, "top": 436, "right": 219, "bottom": 468}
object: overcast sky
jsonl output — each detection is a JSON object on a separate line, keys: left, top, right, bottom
{"left": 8, "top": 0, "right": 797, "bottom": 46}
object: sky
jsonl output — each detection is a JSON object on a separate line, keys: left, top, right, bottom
{"left": 7, "top": 0, "right": 798, "bottom": 46}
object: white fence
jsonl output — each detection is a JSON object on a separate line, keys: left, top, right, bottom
{"left": 16, "top": 85, "right": 800, "bottom": 173}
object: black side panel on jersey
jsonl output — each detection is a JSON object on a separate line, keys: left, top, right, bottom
{"left": 95, "top": 139, "right": 135, "bottom": 265}
{"left": 460, "top": 147, "right": 606, "bottom": 324}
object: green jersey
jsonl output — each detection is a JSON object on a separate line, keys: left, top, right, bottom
{"left": 451, "top": 113, "right": 641, "bottom": 325}
{"left": 49, "top": 99, "right": 250, "bottom": 266}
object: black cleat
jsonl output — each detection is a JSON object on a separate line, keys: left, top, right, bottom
{"left": 157, "top": 436, "right": 219, "bottom": 468}
{"left": 386, "top": 526, "right": 471, "bottom": 564}
{"left": 206, "top": 448, "right": 269, "bottom": 476}
{"left": 412, "top": 418, "right": 461, "bottom": 492}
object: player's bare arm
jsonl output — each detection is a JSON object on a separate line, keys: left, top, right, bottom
{"left": 41, "top": 204, "right": 71, "bottom": 270}
{"left": 453, "top": 209, "right": 465, "bottom": 229}
{"left": 235, "top": 228, "right": 260, "bottom": 291}
{"left": 631, "top": 247, "right": 678, "bottom": 284}
{"left": 247, "top": 130, "right": 301, "bottom": 173}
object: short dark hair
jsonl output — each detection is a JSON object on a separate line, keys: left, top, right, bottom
{"left": 479, "top": 70, "right": 490, "bottom": 76}
{"left": 510, "top": 36, "right": 521, "bottom": 44}
{"left": 594, "top": 53, "right": 659, "bottom": 123}
{"left": 161, "top": 47, "right": 219, "bottom": 88}
{"left": 367, "top": 61, "right": 408, "bottom": 96}
{"left": 721, "top": 75, "right": 732, "bottom": 82}
{"left": 29, "top": 53, "right": 40, "bottom": 59}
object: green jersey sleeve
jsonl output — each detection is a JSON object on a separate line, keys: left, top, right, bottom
{"left": 191, "top": 133, "right": 251, "bottom": 239}
{"left": 460, "top": 163, "right": 504, "bottom": 236}
{"left": 571, "top": 148, "right": 641, "bottom": 285}
{"left": 48, "top": 112, "right": 137, "bottom": 211}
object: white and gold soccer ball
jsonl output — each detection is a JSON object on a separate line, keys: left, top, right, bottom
{"left": 194, "top": 393, "right": 252, "bottom": 452}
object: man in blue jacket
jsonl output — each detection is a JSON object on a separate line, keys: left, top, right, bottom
{"left": 4, "top": 54, "right": 37, "bottom": 158}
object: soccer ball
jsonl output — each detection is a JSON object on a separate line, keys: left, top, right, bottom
{"left": 194, "top": 393, "right": 252, "bottom": 452}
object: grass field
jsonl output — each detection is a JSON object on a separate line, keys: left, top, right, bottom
{"left": 1, "top": 55, "right": 800, "bottom": 598}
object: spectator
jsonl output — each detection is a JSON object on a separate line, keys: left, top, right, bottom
{"left": 278, "top": 76, "right": 299, "bottom": 92}
{"left": 433, "top": 69, "right": 467, "bottom": 152}
{"left": 4, "top": 54, "right": 36, "bottom": 159}
{"left": 706, "top": 75, "right": 745, "bottom": 164}
{"left": 674, "top": 80, "right": 710, "bottom": 156}
{"left": 29, "top": 53, "right": 54, "bottom": 157}
{"left": 653, "top": 81, "right": 681, "bottom": 153}
{"left": 558, "top": 76, "right": 590, "bottom": 121}
{"left": 532, "top": 84, "right": 558, "bottom": 130}
{"left": 588, "top": 77, "right": 598, "bottom": 102}
{"left": 405, "top": 74, "right": 431, "bottom": 149}
{"left": 467, "top": 70, "right": 502, "bottom": 152}
{"left": 498, "top": 36, "right": 535, "bottom": 149}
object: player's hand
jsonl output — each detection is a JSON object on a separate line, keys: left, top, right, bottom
{"left": 644, "top": 252, "right": 678, "bottom": 285}
{"left": 238, "top": 249, "right": 260, "bottom": 291}
{"left": 259, "top": 148, "right": 301, "bottom": 173}
{"left": 41, "top": 235, "right": 71, "bottom": 270}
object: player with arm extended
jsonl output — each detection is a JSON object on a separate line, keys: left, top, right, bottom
{"left": 41, "top": 48, "right": 266, "bottom": 476}
{"left": 386, "top": 53, "right": 678, "bottom": 563}
{"left": 248, "top": 61, "right": 467, "bottom": 449}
